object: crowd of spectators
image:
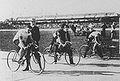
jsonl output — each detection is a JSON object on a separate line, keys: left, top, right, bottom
{"left": 0, "top": 20, "right": 119, "bottom": 29}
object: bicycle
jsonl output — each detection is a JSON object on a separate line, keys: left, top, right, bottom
{"left": 43, "top": 41, "right": 81, "bottom": 66}
{"left": 79, "top": 42, "right": 113, "bottom": 60}
{"left": 7, "top": 43, "right": 45, "bottom": 75}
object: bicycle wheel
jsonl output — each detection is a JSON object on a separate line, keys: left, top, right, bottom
{"left": 65, "top": 48, "right": 81, "bottom": 66}
{"left": 79, "top": 45, "right": 89, "bottom": 58}
{"left": 30, "top": 52, "right": 45, "bottom": 75}
{"left": 43, "top": 47, "right": 55, "bottom": 64}
{"left": 101, "top": 47, "right": 111, "bottom": 60}
{"left": 103, "top": 51, "right": 111, "bottom": 60}
{"left": 7, "top": 50, "right": 20, "bottom": 72}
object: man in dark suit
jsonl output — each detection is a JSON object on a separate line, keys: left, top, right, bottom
{"left": 101, "top": 23, "right": 107, "bottom": 37}
{"left": 23, "top": 19, "right": 41, "bottom": 71}
{"left": 70, "top": 24, "right": 76, "bottom": 36}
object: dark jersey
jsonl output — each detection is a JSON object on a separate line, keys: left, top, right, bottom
{"left": 31, "top": 26, "right": 40, "bottom": 42}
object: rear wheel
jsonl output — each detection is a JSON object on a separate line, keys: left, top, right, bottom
{"left": 65, "top": 48, "right": 81, "bottom": 66}
{"left": 30, "top": 52, "right": 45, "bottom": 75}
{"left": 7, "top": 50, "right": 20, "bottom": 72}
{"left": 43, "top": 47, "right": 55, "bottom": 64}
{"left": 101, "top": 47, "right": 111, "bottom": 60}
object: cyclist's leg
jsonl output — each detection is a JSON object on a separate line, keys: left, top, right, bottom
{"left": 34, "top": 50, "right": 42, "bottom": 69}
{"left": 92, "top": 42, "right": 97, "bottom": 53}
{"left": 68, "top": 49, "right": 74, "bottom": 64}
{"left": 64, "top": 46, "right": 74, "bottom": 64}
{"left": 33, "top": 42, "right": 42, "bottom": 68}
{"left": 96, "top": 44, "right": 104, "bottom": 59}
{"left": 23, "top": 48, "right": 31, "bottom": 71}
{"left": 49, "top": 37, "right": 57, "bottom": 51}
{"left": 18, "top": 48, "right": 25, "bottom": 61}
{"left": 54, "top": 44, "right": 59, "bottom": 63}
{"left": 84, "top": 40, "right": 91, "bottom": 58}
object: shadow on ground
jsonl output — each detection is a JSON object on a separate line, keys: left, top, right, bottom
{"left": 42, "top": 70, "right": 120, "bottom": 76}
{"left": 79, "top": 63, "right": 120, "bottom": 67}
{"left": 56, "top": 62, "right": 120, "bottom": 67}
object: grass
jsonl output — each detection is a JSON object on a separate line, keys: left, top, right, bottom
{"left": 0, "top": 29, "right": 119, "bottom": 55}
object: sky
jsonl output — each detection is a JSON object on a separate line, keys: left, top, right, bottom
{"left": 0, "top": 0, "right": 120, "bottom": 21}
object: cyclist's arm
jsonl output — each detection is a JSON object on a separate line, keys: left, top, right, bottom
{"left": 18, "top": 31, "right": 27, "bottom": 49}
{"left": 13, "top": 31, "right": 20, "bottom": 45}
{"left": 19, "top": 36, "right": 26, "bottom": 49}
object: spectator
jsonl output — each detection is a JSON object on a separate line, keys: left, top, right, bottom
{"left": 101, "top": 23, "right": 107, "bottom": 37}
{"left": 110, "top": 22, "right": 116, "bottom": 39}
{"left": 70, "top": 24, "right": 76, "bottom": 36}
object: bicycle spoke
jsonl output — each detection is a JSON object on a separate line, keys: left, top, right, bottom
{"left": 7, "top": 50, "right": 20, "bottom": 72}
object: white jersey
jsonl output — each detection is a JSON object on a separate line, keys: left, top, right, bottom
{"left": 88, "top": 31, "right": 101, "bottom": 43}
{"left": 88, "top": 31, "right": 101, "bottom": 38}
{"left": 53, "top": 31, "right": 61, "bottom": 44}
{"left": 13, "top": 29, "right": 31, "bottom": 48}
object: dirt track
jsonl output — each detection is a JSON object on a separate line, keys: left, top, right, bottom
{"left": 1, "top": 51, "right": 120, "bottom": 81}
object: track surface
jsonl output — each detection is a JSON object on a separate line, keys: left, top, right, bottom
{"left": 0, "top": 51, "right": 120, "bottom": 81}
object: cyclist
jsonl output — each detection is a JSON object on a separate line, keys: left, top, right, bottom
{"left": 23, "top": 18, "right": 41, "bottom": 71}
{"left": 49, "top": 23, "right": 74, "bottom": 64}
{"left": 49, "top": 23, "right": 65, "bottom": 53}
{"left": 13, "top": 25, "right": 32, "bottom": 65}
{"left": 84, "top": 30, "right": 104, "bottom": 59}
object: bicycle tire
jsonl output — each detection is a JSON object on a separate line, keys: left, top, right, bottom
{"left": 43, "top": 47, "right": 55, "bottom": 64}
{"left": 7, "top": 50, "right": 20, "bottom": 72}
{"left": 101, "top": 46, "right": 111, "bottom": 60}
{"left": 65, "top": 48, "right": 81, "bottom": 66}
{"left": 79, "top": 45, "right": 89, "bottom": 58}
{"left": 30, "top": 52, "right": 45, "bottom": 75}
{"left": 32, "top": 52, "right": 38, "bottom": 64}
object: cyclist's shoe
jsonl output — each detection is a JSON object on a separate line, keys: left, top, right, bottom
{"left": 23, "top": 67, "right": 29, "bottom": 71}
{"left": 83, "top": 55, "right": 86, "bottom": 58}
{"left": 54, "top": 60, "right": 57, "bottom": 64}
{"left": 70, "top": 62, "right": 75, "bottom": 65}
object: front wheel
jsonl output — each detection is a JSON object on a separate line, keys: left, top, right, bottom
{"left": 30, "top": 52, "right": 45, "bottom": 75}
{"left": 7, "top": 50, "right": 20, "bottom": 72}
{"left": 79, "top": 45, "right": 89, "bottom": 58}
{"left": 65, "top": 48, "right": 81, "bottom": 66}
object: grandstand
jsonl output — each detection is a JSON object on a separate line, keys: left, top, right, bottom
{"left": 11, "top": 12, "right": 119, "bottom": 25}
